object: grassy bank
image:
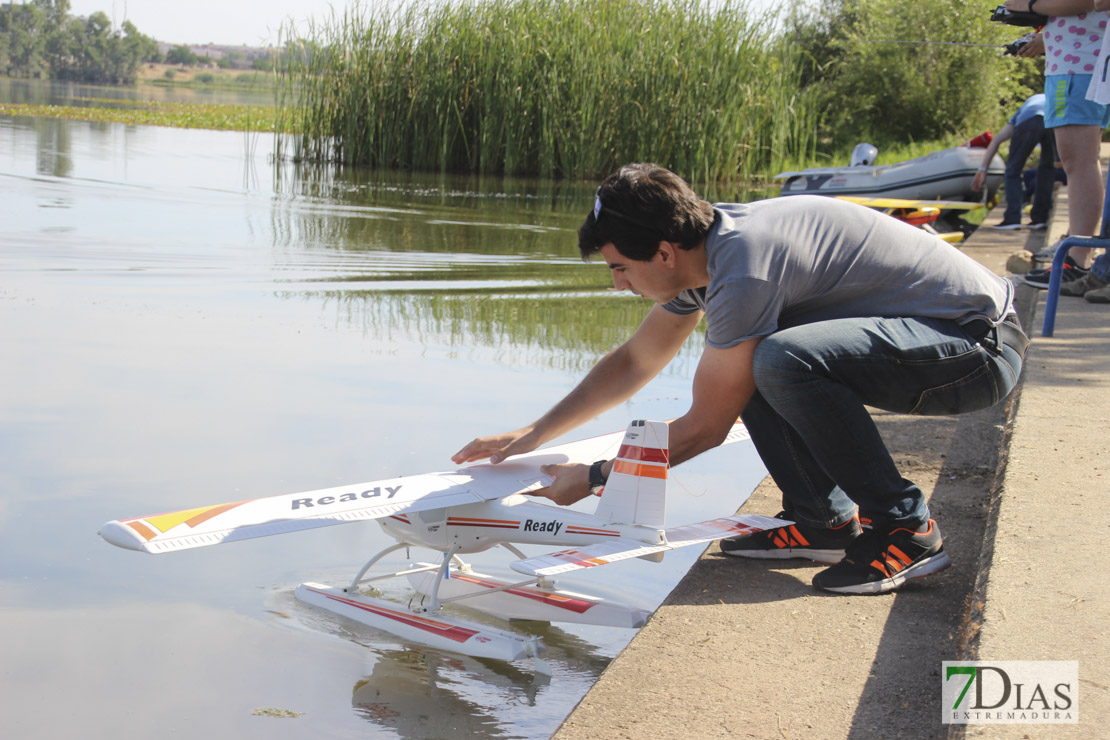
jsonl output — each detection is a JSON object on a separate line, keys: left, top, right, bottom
{"left": 0, "top": 99, "right": 284, "bottom": 132}
{"left": 136, "top": 63, "right": 277, "bottom": 91}
{"left": 274, "top": 0, "right": 817, "bottom": 184}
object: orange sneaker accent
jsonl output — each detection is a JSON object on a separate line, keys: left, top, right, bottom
{"left": 887, "top": 545, "right": 913, "bottom": 566}
{"left": 790, "top": 526, "right": 810, "bottom": 547}
{"left": 771, "top": 525, "right": 810, "bottom": 548}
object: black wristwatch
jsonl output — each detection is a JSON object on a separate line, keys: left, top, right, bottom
{"left": 588, "top": 460, "right": 608, "bottom": 495}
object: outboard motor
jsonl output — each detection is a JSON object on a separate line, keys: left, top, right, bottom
{"left": 850, "top": 143, "right": 878, "bottom": 167}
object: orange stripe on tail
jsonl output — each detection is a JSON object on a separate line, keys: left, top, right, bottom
{"left": 612, "top": 460, "right": 667, "bottom": 479}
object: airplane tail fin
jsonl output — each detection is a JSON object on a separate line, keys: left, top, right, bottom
{"left": 592, "top": 419, "right": 669, "bottom": 528}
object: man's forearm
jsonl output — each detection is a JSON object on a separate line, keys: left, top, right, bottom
{"left": 1008, "top": 0, "right": 1095, "bottom": 16}
{"left": 527, "top": 343, "right": 666, "bottom": 446}
{"left": 528, "top": 305, "right": 701, "bottom": 447}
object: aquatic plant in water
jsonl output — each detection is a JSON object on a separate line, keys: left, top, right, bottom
{"left": 0, "top": 99, "right": 285, "bottom": 133}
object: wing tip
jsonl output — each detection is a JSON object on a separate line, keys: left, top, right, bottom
{"left": 98, "top": 521, "right": 149, "bottom": 552}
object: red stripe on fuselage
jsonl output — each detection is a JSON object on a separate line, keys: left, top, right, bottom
{"left": 565, "top": 526, "right": 621, "bottom": 537}
{"left": 447, "top": 517, "right": 519, "bottom": 530}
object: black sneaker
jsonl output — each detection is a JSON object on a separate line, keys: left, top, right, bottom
{"left": 812, "top": 519, "right": 951, "bottom": 594}
{"left": 1022, "top": 256, "right": 1089, "bottom": 288}
{"left": 719, "top": 512, "right": 861, "bottom": 564}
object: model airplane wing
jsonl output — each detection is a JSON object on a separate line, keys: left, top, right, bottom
{"left": 509, "top": 513, "right": 789, "bottom": 577}
{"left": 100, "top": 421, "right": 752, "bottom": 554}
{"left": 99, "top": 427, "right": 631, "bottom": 554}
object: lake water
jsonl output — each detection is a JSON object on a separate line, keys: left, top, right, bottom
{"left": 0, "top": 84, "right": 767, "bottom": 739}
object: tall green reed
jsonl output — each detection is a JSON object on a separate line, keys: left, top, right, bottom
{"left": 274, "top": 0, "right": 818, "bottom": 186}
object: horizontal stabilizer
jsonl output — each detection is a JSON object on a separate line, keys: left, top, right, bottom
{"left": 510, "top": 513, "right": 789, "bottom": 577}
{"left": 721, "top": 420, "right": 752, "bottom": 445}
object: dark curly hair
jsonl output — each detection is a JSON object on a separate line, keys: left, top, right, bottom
{"left": 577, "top": 163, "right": 716, "bottom": 261}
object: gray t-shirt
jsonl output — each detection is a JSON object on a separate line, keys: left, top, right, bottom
{"left": 663, "top": 196, "right": 1015, "bottom": 349}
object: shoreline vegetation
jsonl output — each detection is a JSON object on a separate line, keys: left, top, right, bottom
{"left": 0, "top": 97, "right": 283, "bottom": 132}
{"left": 269, "top": 0, "right": 1027, "bottom": 185}
{"left": 3, "top": 0, "right": 1035, "bottom": 184}
{"left": 274, "top": 0, "right": 818, "bottom": 185}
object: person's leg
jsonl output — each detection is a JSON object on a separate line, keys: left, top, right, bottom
{"left": 1046, "top": 73, "right": 1108, "bottom": 266}
{"left": 1003, "top": 120, "right": 1040, "bottom": 225}
{"left": 1029, "top": 124, "right": 1057, "bottom": 225}
{"left": 1054, "top": 123, "right": 1104, "bottom": 263}
{"left": 747, "top": 316, "right": 1023, "bottom": 532}
{"left": 1090, "top": 253, "right": 1110, "bottom": 282}
{"left": 740, "top": 390, "right": 857, "bottom": 529}
{"left": 723, "top": 391, "right": 863, "bottom": 562}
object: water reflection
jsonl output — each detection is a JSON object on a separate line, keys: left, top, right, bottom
{"left": 352, "top": 650, "right": 517, "bottom": 738}
{"left": 0, "top": 111, "right": 767, "bottom": 739}
{"left": 32, "top": 116, "right": 73, "bottom": 178}
{"left": 307, "top": 290, "right": 696, "bottom": 374}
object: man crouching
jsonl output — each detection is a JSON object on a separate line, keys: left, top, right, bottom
{"left": 453, "top": 163, "right": 1027, "bottom": 595}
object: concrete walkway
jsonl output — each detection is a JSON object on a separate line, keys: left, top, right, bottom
{"left": 555, "top": 175, "right": 1109, "bottom": 739}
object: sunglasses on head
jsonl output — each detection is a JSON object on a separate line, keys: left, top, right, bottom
{"left": 593, "top": 187, "right": 656, "bottom": 231}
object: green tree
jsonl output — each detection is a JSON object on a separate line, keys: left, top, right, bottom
{"left": 121, "top": 20, "right": 159, "bottom": 65}
{"left": 36, "top": 0, "right": 71, "bottom": 27}
{"left": 2, "top": 0, "right": 156, "bottom": 82}
{"left": 43, "top": 16, "right": 83, "bottom": 77}
{"left": 1, "top": 1, "right": 48, "bottom": 77}
{"left": 786, "top": 0, "right": 1037, "bottom": 152}
{"left": 165, "top": 44, "right": 198, "bottom": 65}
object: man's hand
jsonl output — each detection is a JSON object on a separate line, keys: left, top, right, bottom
{"left": 971, "top": 169, "right": 987, "bottom": 192}
{"left": 530, "top": 462, "right": 595, "bottom": 506}
{"left": 451, "top": 427, "right": 538, "bottom": 465}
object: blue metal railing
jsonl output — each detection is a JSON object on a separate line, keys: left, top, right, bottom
{"left": 1040, "top": 235, "right": 1110, "bottom": 336}
{"left": 1040, "top": 173, "right": 1110, "bottom": 337}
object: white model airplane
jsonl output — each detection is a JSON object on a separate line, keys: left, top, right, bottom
{"left": 99, "top": 419, "right": 785, "bottom": 667}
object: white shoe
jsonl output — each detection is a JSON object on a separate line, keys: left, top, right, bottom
{"left": 1033, "top": 239, "right": 1063, "bottom": 261}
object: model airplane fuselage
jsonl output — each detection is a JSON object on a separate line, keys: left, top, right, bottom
{"left": 99, "top": 419, "right": 784, "bottom": 667}
{"left": 381, "top": 496, "right": 657, "bottom": 553}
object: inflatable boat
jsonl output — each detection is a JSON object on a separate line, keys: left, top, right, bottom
{"left": 775, "top": 145, "right": 1004, "bottom": 203}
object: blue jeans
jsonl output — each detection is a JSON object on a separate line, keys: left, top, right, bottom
{"left": 1091, "top": 253, "right": 1110, "bottom": 281}
{"left": 1003, "top": 117, "right": 1055, "bottom": 226}
{"left": 741, "top": 316, "right": 1025, "bottom": 532}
